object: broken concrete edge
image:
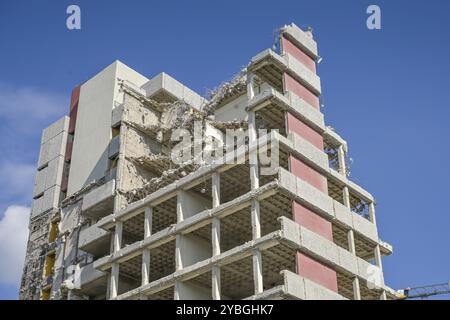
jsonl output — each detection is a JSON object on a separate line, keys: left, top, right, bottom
{"left": 88, "top": 153, "right": 382, "bottom": 271}
{"left": 61, "top": 176, "right": 109, "bottom": 208}
{"left": 81, "top": 179, "right": 116, "bottom": 212}
{"left": 141, "top": 72, "right": 208, "bottom": 111}
{"left": 120, "top": 71, "right": 246, "bottom": 118}
{"left": 96, "top": 132, "right": 277, "bottom": 229}
{"left": 248, "top": 48, "right": 321, "bottom": 96}
{"left": 94, "top": 127, "right": 374, "bottom": 232}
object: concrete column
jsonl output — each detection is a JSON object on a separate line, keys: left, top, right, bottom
{"left": 374, "top": 245, "right": 384, "bottom": 274}
{"left": 212, "top": 266, "right": 221, "bottom": 300}
{"left": 249, "top": 111, "right": 259, "bottom": 190}
{"left": 253, "top": 249, "right": 264, "bottom": 295}
{"left": 141, "top": 249, "right": 150, "bottom": 286}
{"left": 211, "top": 173, "right": 221, "bottom": 299}
{"left": 247, "top": 73, "right": 256, "bottom": 100}
{"left": 337, "top": 145, "right": 347, "bottom": 176}
{"left": 347, "top": 202, "right": 361, "bottom": 300}
{"left": 247, "top": 73, "right": 259, "bottom": 191}
{"left": 177, "top": 191, "right": 183, "bottom": 222}
{"left": 374, "top": 244, "right": 386, "bottom": 299}
{"left": 347, "top": 229, "right": 356, "bottom": 255}
{"left": 343, "top": 186, "right": 351, "bottom": 208}
{"left": 174, "top": 282, "right": 180, "bottom": 300}
{"left": 212, "top": 219, "right": 220, "bottom": 257}
{"left": 114, "top": 221, "right": 123, "bottom": 252}
{"left": 144, "top": 207, "right": 153, "bottom": 238}
{"left": 250, "top": 197, "right": 263, "bottom": 295}
{"left": 175, "top": 234, "right": 182, "bottom": 271}
{"left": 109, "top": 221, "right": 123, "bottom": 299}
{"left": 369, "top": 202, "right": 377, "bottom": 224}
{"left": 251, "top": 200, "right": 261, "bottom": 239}
{"left": 109, "top": 263, "right": 119, "bottom": 299}
{"left": 212, "top": 172, "right": 220, "bottom": 208}
{"left": 174, "top": 234, "right": 182, "bottom": 301}
{"left": 352, "top": 277, "right": 361, "bottom": 300}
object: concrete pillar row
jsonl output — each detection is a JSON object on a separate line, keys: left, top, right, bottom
{"left": 141, "top": 206, "right": 153, "bottom": 287}
{"left": 211, "top": 172, "right": 221, "bottom": 300}
{"left": 109, "top": 221, "right": 123, "bottom": 299}
{"left": 247, "top": 73, "right": 259, "bottom": 191}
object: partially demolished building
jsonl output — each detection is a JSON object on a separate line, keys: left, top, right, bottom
{"left": 20, "top": 23, "right": 394, "bottom": 300}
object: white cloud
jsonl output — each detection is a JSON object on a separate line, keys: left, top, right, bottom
{"left": 0, "top": 162, "right": 35, "bottom": 205}
{"left": 0, "top": 82, "right": 66, "bottom": 121}
{"left": 0, "top": 205, "right": 30, "bottom": 286}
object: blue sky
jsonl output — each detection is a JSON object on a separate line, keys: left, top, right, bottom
{"left": 0, "top": 0, "right": 449, "bottom": 299}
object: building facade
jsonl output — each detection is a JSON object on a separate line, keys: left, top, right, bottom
{"left": 20, "top": 23, "right": 394, "bottom": 300}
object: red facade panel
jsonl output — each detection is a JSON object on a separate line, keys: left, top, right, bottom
{"left": 69, "top": 86, "right": 80, "bottom": 112}
{"left": 297, "top": 253, "right": 338, "bottom": 292}
{"left": 292, "top": 201, "right": 333, "bottom": 241}
{"left": 68, "top": 105, "right": 78, "bottom": 134}
{"left": 283, "top": 73, "right": 319, "bottom": 109}
{"left": 281, "top": 36, "right": 316, "bottom": 73}
{"left": 289, "top": 155, "right": 328, "bottom": 193}
{"left": 65, "top": 142, "right": 73, "bottom": 162}
{"left": 286, "top": 113, "right": 323, "bottom": 150}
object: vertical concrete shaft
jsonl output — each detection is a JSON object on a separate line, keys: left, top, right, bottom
{"left": 344, "top": 187, "right": 361, "bottom": 300}
{"left": 212, "top": 266, "right": 221, "bottom": 300}
{"left": 211, "top": 173, "right": 221, "bottom": 255}
{"left": 211, "top": 172, "right": 220, "bottom": 208}
{"left": 253, "top": 249, "right": 264, "bottom": 295}
{"left": 144, "top": 207, "right": 153, "bottom": 238}
{"left": 114, "top": 221, "right": 123, "bottom": 252}
{"left": 374, "top": 244, "right": 386, "bottom": 300}
{"left": 141, "top": 249, "right": 150, "bottom": 286}
{"left": 211, "top": 173, "right": 221, "bottom": 299}
{"left": 247, "top": 73, "right": 259, "bottom": 190}
{"left": 347, "top": 229, "right": 356, "bottom": 255}
{"left": 343, "top": 186, "right": 351, "bottom": 208}
{"left": 110, "top": 263, "right": 119, "bottom": 299}
{"left": 369, "top": 202, "right": 377, "bottom": 224}
{"left": 174, "top": 233, "right": 182, "bottom": 300}
{"left": 374, "top": 245, "right": 384, "bottom": 274}
{"left": 251, "top": 200, "right": 261, "bottom": 239}
{"left": 176, "top": 191, "right": 183, "bottom": 222}
{"left": 109, "top": 221, "right": 123, "bottom": 299}
{"left": 212, "top": 219, "right": 220, "bottom": 257}
{"left": 352, "top": 277, "right": 361, "bottom": 300}
{"left": 175, "top": 235, "right": 182, "bottom": 271}
{"left": 174, "top": 282, "right": 180, "bottom": 300}
{"left": 337, "top": 145, "right": 347, "bottom": 176}
{"left": 251, "top": 199, "right": 263, "bottom": 295}
{"left": 347, "top": 229, "right": 361, "bottom": 300}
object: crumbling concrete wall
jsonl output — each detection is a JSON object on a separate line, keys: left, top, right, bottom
{"left": 19, "top": 210, "right": 54, "bottom": 299}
